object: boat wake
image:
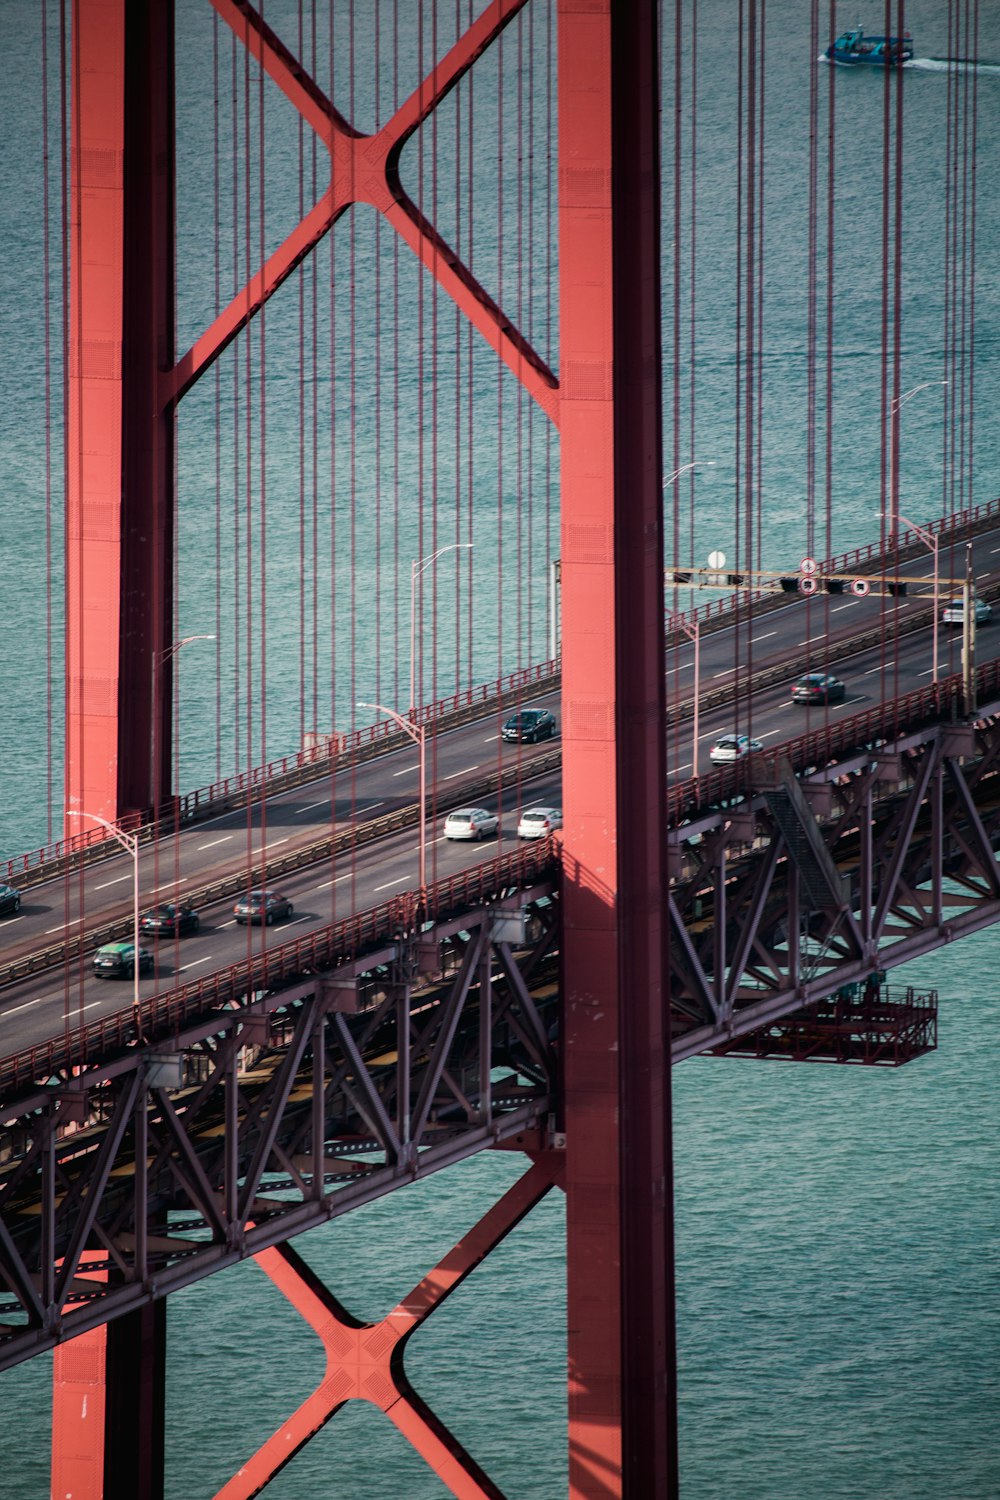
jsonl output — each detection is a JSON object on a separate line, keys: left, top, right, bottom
{"left": 907, "top": 56, "right": 1000, "bottom": 75}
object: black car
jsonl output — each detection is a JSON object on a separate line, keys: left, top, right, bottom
{"left": 501, "top": 709, "right": 557, "bottom": 744}
{"left": 139, "top": 901, "right": 200, "bottom": 937}
{"left": 233, "top": 889, "right": 294, "bottom": 925}
{"left": 791, "top": 672, "right": 846, "bottom": 705}
{"left": 0, "top": 882, "right": 22, "bottom": 918}
{"left": 92, "top": 942, "right": 155, "bottom": 980}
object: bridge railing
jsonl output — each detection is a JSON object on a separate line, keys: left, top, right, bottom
{"left": 666, "top": 660, "right": 1000, "bottom": 825}
{"left": 0, "top": 658, "right": 560, "bottom": 890}
{"left": 0, "top": 840, "right": 559, "bottom": 1099}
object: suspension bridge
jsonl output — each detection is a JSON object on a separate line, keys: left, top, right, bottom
{"left": 0, "top": 2, "right": 995, "bottom": 1496}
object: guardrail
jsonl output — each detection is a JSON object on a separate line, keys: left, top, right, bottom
{"left": 6, "top": 495, "right": 999, "bottom": 891}
{"left": 6, "top": 652, "right": 1000, "bottom": 1098}
{"left": 0, "top": 741, "right": 563, "bottom": 992}
{"left": 665, "top": 660, "right": 1000, "bottom": 826}
{"left": 0, "top": 658, "right": 560, "bottom": 892}
{"left": 0, "top": 841, "right": 560, "bottom": 1100}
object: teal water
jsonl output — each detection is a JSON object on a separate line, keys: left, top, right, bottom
{"left": 1, "top": 2, "right": 999, "bottom": 1495}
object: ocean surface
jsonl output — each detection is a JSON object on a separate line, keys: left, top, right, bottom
{"left": 1, "top": 2, "right": 999, "bottom": 1496}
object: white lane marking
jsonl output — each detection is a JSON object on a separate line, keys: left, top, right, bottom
{"left": 219, "top": 919, "right": 238, "bottom": 928}
{"left": 374, "top": 875, "right": 410, "bottom": 893}
{"left": 863, "top": 665, "right": 885, "bottom": 676}
{"left": 759, "top": 729, "right": 783, "bottom": 739}
{"left": 917, "top": 668, "right": 935, "bottom": 677}
{"left": 267, "top": 838, "right": 290, "bottom": 849}
{"left": 180, "top": 956, "right": 215, "bottom": 971}
{"left": 712, "top": 668, "right": 735, "bottom": 679}
{"left": 484, "top": 734, "right": 500, "bottom": 742}
{"left": 95, "top": 875, "right": 130, "bottom": 890}
{"left": 316, "top": 874, "right": 353, "bottom": 890}
{"left": 443, "top": 766, "right": 479, "bottom": 780}
{"left": 831, "top": 602, "right": 857, "bottom": 612}
{"left": 362, "top": 801, "right": 385, "bottom": 811}
{"left": 801, "top": 633, "right": 831, "bottom": 645}
{"left": 675, "top": 762, "right": 693, "bottom": 773}
{"left": 392, "top": 764, "right": 418, "bottom": 777}
{"left": 832, "top": 697, "right": 864, "bottom": 710}
{"left": 3, "top": 994, "right": 109, "bottom": 1018}
{"left": 990, "top": 546, "right": 1000, "bottom": 554}
{"left": 45, "top": 921, "right": 74, "bottom": 934}
{"left": 296, "top": 801, "right": 328, "bottom": 815}
{"left": 198, "top": 835, "right": 233, "bottom": 850}
{"left": 751, "top": 630, "right": 777, "bottom": 643}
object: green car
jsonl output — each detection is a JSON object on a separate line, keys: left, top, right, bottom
{"left": 92, "top": 941, "right": 154, "bottom": 980}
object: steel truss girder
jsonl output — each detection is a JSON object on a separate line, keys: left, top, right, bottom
{"left": 0, "top": 900, "right": 557, "bottom": 1374}
{"left": 668, "top": 711, "right": 1000, "bottom": 1061}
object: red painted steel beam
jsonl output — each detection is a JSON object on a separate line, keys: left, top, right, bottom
{"left": 52, "top": 1259, "right": 108, "bottom": 1500}
{"left": 170, "top": 0, "right": 558, "bottom": 423}
{"left": 558, "top": 2, "right": 677, "bottom": 1495}
{"left": 66, "top": 0, "right": 175, "bottom": 828}
{"left": 213, "top": 1159, "right": 559, "bottom": 1500}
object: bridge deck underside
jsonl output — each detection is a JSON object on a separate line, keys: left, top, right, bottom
{"left": 0, "top": 893, "right": 558, "bottom": 1373}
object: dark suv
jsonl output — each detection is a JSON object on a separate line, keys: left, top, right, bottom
{"left": 93, "top": 942, "right": 155, "bottom": 980}
{"left": 501, "top": 709, "right": 557, "bottom": 744}
{"left": 233, "top": 890, "right": 294, "bottom": 925}
{"left": 140, "top": 901, "right": 200, "bottom": 937}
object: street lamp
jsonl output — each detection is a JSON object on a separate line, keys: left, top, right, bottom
{"left": 887, "top": 380, "right": 947, "bottom": 538}
{"left": 358, "top": 701, "right": 427, "bottom": 892}
{"left": 66, "top": 809, "right": 142, "bottom": 1021}
{"left": 150, "top": 634, "right": 216, "bottom": 815}
{"left": 883, "top": 509, "right": 940, "bottom": 684}
{"left": 409, "top": 545, "right": 472, "bottom": 714}
{"left": 663, "top": 460, "right": 716, "bottom": 489}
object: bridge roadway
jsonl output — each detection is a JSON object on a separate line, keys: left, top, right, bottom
{"left": 2, "top": 520, "right": 1000, "bottom": 1068}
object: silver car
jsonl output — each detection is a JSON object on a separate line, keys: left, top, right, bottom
{"left": 941, "top": 596, "right": 991, "bottom": 626}
{"left": 443, "top": 807, "right": 500, "bottom": 841}
{"left": 516, "top": 806, "right": 563, "bottom": 839}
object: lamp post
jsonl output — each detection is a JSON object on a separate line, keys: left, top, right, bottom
{"left": 663, "top": 464, "right": 715, "bottom": 775}
{"left": 663, "top": 459, "right": 715, "bottom": 490}
{"left": 149, "top": 634, "right": 215, "bottom": 816}
{"left": 409, "top": 545, "right": 472, "bottom": 714}
{"left": 358, "top": 701, "right": 427, "bottom": 892}
{"left": 66, "top": 809, "right": 141, "bottom": 1019}
{"left": 887, "top": 380, "right": 947, "bottom": 539}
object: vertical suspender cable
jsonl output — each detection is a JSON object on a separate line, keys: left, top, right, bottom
{"left": 41, "top": 0, "right": 54, "bottom": 842}
{"left": 213, "top": 13, "right": 224, "bottom": 784}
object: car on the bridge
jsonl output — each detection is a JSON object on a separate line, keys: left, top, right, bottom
{"left": 941, "top": 596, "right": 992, "bottom": 626}
{"left": 233, "top": 889, "right": 294, "bottom": 925}
{"left": 516, "top": 806, "right": 563, "bottom": 839}
{"left": 92, "top": 941, "right": 154, "bottom": 980}
{"left": 709, "top": 734, "right": 763, "bottom": 764}
{"left": 444, "top": 807, "right": 500, "bottom": 841}
{"left": 791, "top": 672, "right": 846, "bottom": 705}
{"left": 140, "top": 901, "right": 200, "bottom": 937}
{"left": 501, "top": 708, "right": 557, "bottom": 744}
{"left": 0, "top": 882, "right": 22, "bottom": 918}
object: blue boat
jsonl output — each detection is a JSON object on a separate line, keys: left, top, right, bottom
{"left": 825, "top": 26, "right": 914, "bottom": 68}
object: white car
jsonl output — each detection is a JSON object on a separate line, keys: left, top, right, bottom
{"left": 443, "top": 807, "right": 500, "bottom": 841}
{"left": 517, "top": 806, "right": 563, "bottom": 839}
{"left": 709, "top": 733, "right": 763, "bottom": 765}
{"left": 941, "top": 596, "right": 991, "bottom": 626}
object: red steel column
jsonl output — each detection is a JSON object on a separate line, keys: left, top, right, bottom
{"left": 558, "top": 2, "right": 677, "bottom": 1496}
{"left": 67, "top": 0, "right": 175, "bottom": 830}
